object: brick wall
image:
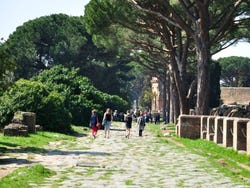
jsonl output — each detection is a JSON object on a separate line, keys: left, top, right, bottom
{"left": 221, "top": 87, "right": 250, "bottom": 105}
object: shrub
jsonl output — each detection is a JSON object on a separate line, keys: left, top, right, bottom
{"left": 32, "top": 65, "right": 129, "bottom": 126}
{"left": 37, "top": 91, "right": 72, "bottom": 133}
{"left": 0, "top": 79, "right": 72, "bottom": 133}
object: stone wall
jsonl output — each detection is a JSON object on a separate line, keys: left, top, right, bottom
{"left": 221, "top": 87, "right": 250, "bottom": 105}
{"left": 176, "top": 115, "right": 250, "bottom": 155}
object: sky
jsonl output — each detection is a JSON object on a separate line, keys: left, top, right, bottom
{"left": 0, "top": 0, "right": 249, "bottom": 60}
{"left": 0, "top": 0, "right": 90, "bottom": 40}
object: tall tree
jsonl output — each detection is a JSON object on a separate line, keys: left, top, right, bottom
{"left": 128, "top": 0, "right": 249, "bottom": 115}
{"left": 84, "top": 0, "right": 197, "bottom": 119}
{"left": 218, "top": 56, "right": 250, "bottom": 87}
{"left": 3, "top": 14, "right": 135, "bottom": 101}
{"left": 0, "top": 43, "right": 15, "bottom": 94}
{"left": 4, "top": 14, "right": 87, "bottom": 79}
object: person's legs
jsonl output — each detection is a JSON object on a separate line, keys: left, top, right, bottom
{"left": 106, "top": 121, "right": 111, "bottom": 138}
{"left": 127, "top": 128, "right": 130, "bottom": 138}
{"left": 92, "top": 127, "right": 97, "bottom": 138}
{"left": 104, "top": 128, "right": 107, "bottom": 138}
{"left": 139, "top": 130, "right": 142, "bottom": 136}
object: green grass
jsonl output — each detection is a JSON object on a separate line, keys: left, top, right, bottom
{"left": 0, "top": 125, "right": 85, "bottom": 186}
{"left": 0, "top": 126, "right": 79, "bottom": 152}
{"left": 147, "top": 123, "right": 250, "bottom": 186}
{"left": 125, "top": 179, "right": 133, "bottom": 185}
{"left": 0, "top": 164, "right": 55, "bottom": 188}
{"left": 146, "top": 123, "right": 163, "bottom": 137}
{"left": 174, "top": 137, "right": 250, "bottom": 184}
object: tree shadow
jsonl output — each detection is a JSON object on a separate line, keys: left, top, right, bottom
{"left": 110, "top": 128, "right": 126, "bottom": 132}
{"left": 0, "top": 158, "right": 33, "bottom": 165}
{"left": 0, "top": 147, "right": 111, "bottom": 167}
{"left": 3, "top": 146, "right": 111, "bottom": 156}
{"left": 0, "top": 141, "right": 20, "bottom": 147}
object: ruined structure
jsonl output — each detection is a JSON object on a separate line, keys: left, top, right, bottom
{"left": 176, "top": 115, "right": 250, "bottom": 155}
{"left": 3, "top": 111, "right": 36, "bottom": 136}
{"left": 221, "top": 87, "right": 250, "bottom": 105}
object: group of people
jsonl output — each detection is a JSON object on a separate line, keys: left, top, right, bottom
{"left": 89, "top": 108, "right": 146, "bottom": 139}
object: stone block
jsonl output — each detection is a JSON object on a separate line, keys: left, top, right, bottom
{"left": 3, "top": 123, "right": 28, "bottom": 136}
{"left": 247, "top": 121, "right": 250, "bottom": 155}
{"left": 200, "top": 116, "right": 210, "bottom": 139}
{"left": 13, "top": 111, "right": 36, "bottom": 133}
{"left": 177, "top": 115, "right": 201, "bottom": 139}
{"left": 206, "top": 116, "right": 216, "bottom": 141}
{"left": 233, "top": 118, "right": 249, "bottom": 151}
{"left": 214, "top": 117, "right": 224, "bottom": 144}
{"left": 222, "top": 117, "right": 235, "bottom": 148}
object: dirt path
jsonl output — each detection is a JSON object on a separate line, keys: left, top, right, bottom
{"left": 1, "top": 122, "right": 248, "bottom": 187}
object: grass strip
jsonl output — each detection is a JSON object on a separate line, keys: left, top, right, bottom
{"left": 147, "top": 123, "right": 250, "bottom": 186}
{"left": 0, "top": 164, "right": 55, "bottom": 188}
{"left": 0, "top": 125, "right": 80, "bottom": 152}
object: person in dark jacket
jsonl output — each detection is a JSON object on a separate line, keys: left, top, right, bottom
{"left": 125, "top": 110, "right": 133, "bottom": 138}
{"left": 136, "top": 111, "right": 146, "bottom": 136}
{"left": 89, "top": 109, "right": 99, "bottom": 138}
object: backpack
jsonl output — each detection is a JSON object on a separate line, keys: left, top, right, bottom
{"left": 139, "top": 117, "right": 145, "bottom": 126}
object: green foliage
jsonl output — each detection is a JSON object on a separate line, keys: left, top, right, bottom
{"left": 4, "top": 14, "right": 87, "bottom": 79}
{"left": 0, "top": 44, "right": 15, "bottom": 93}
{"left": 38, "top": 91, "right": 72, "bottom": 133}
{"left": 218, "top": 56, "right": 250, "bottom": 87}
{"left": 84, "top": 0, "right": 136, "bottom": 51}
{"left": 0, "top": 164, "right": 55, "bottom": 187}
{"left": 0, "top": 79, "right": 72, "bottom": 133}
{"left": 32, "top": 65, "right": 129, "bottom": 126}
{"left": 138, "top": 75, "right": 153, "bottom": 110}
{"left": 0, "top": 79, "right": 48, "bottom": 127}
{"left": 3, "top": 13, "right": 135, "bottom": 104}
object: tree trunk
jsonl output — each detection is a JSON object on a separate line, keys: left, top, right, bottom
{"left": 161, "top": 76, "right": 167, "bottom": 123}
{"left": 195, "top": 6, "right": 211, "bottom": 115}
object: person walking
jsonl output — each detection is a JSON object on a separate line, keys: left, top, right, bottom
{"left": 136, "top": 111, "right": 146, "bottom": 137}
{"left": 89, "top": 109, "right": 99, "bottom": 139}
{"left": 125, "top": 110, "right": 133, "bottom": 138}
{"left": 102, "top": 108, "right": 113, "bottom": 138}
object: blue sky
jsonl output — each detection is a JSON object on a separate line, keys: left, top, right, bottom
{"left": 0, "top": 0, "right": 90, "bottom": 39}
{"left": 1, "top": 0, "right": 249, "bottom": 59}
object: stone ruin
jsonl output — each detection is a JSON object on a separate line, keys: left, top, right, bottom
{"left": 3, "top": 111, "right": 38, "bottom": 136}
{"left": 210, "top": 103, "right": 250, "bottom": 118}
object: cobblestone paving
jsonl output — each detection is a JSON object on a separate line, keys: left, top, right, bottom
{"left": 2, "top": 122, "right": 250, "bottom": 188}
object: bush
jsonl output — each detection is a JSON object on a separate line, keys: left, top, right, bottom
{"left": 32, "top": 65, "right": 129, "bottom": 126}
{"left": 0, "top": 79, "right": 72, "bottom": 133}
{"left": 37, "top": 91, "right": 72, "bottom": 133}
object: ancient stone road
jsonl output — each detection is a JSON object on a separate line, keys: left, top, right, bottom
{"left": 2, "top": 122, "right": 250, "bottom": 187}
